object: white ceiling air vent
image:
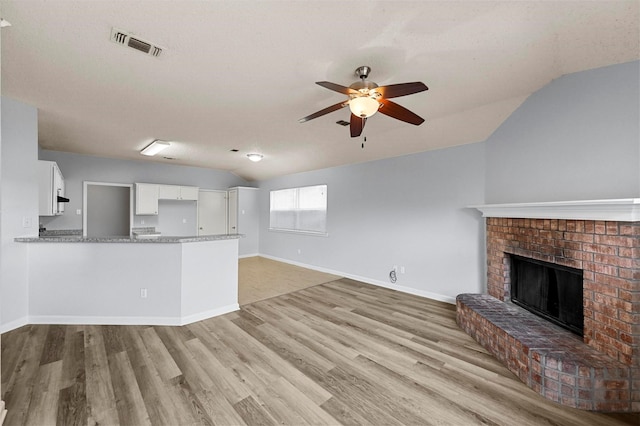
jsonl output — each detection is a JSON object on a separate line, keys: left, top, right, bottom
{"left": 110, "top": 28, "right": 163, "bottom": 58}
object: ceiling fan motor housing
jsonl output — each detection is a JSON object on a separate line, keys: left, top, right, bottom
{"left": 349, "top": 80, "right": 379, "bottom": 92}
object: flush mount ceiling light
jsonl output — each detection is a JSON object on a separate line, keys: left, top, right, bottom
{"left": 246, "top": 153, "right": 263, "bottom": 162}
{"left": 141, "top": 140, "right": 170, "bottom": 156}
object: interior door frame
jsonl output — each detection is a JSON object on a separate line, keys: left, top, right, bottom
{"left": 82, "top": 181, "right": 134, "bottom": 237}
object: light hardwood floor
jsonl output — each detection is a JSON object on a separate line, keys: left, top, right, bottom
{"left": 2, "top": 278, "right": 639, "bottom": 425}
{"left": 238, "top": 256, "right": 341, "bottom": 305}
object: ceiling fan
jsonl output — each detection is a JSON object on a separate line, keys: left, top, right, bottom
{"left": 299, "top": 66, "right": 428, "bottom": 137}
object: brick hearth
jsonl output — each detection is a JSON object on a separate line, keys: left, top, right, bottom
{"left": 457, "top": 217, "right": 639, "bottom": 412}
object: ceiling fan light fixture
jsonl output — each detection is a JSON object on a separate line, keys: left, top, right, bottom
{"left": 140, "top": 140, "right": 170, "bottom": 156}
{"left": 247, "top": 153, "right": 263, "bottom": 162}
{"left": 349, "top": 96, "right": 379, "bottom": 118}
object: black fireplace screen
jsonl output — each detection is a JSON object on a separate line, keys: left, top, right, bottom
{"left": 510, "top": 255, "right": 584, "bottom": 336}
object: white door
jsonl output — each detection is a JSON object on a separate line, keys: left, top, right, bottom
{"left": 228, "top": 189, "right": 238, "bottom": 234}
{"left": 198, "top": 190, "right": 227, "bottom": 236}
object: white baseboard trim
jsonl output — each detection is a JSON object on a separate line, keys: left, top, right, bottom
{"left": 259, "top": 254, "right": 456, "bottom": 305}
{"left": 28, "top": 315, "right": 183, "bottom": 326}
{"left": 0, "top": 316, "right": 29, "bottom": 334}
{"left": 16, "top": 304, "right": 241, "bottom": 329}
{"left": 180, "top": 303, "right": 239, "bottom": 325}
{"left": 239, "top": 253, "right": 259, "bottom": 259}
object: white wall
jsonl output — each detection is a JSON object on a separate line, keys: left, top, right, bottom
{"left": 181, "top": 239, "right": 239, "bottom": 320}
{"left": 258, "top": 143, "right": 487, "bottom": 303}
{"left": 485, "top": 60, "right": 640, "bottom": 203}
{"left": 27, "top": 239, "right": 239, "bottom": 325}
{"left": 1, "top": 97, "right": 39, "bottom": 330}
{"left": 38, "top": 150, "right": 248, "bottom": 231}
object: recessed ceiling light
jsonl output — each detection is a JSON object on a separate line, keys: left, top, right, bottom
{"left": 246, "top": 153, "right": 263, "bottom": 162}
{"left": 141, "top": 140, "right": 170, "bottom": 156}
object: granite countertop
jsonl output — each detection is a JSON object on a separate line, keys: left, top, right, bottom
{"left": 15, "top": 234, "right": 243, "bottom": 243}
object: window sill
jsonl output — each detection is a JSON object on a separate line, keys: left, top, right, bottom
{"left": 268, "top": 228, "right": 328, "bottom": 237}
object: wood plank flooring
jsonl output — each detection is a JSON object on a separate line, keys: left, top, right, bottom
{"left": 2, "top": 278, "right": 639, "bottom": 425}
{"left": 238, "top": 256, "right": 341, "bottom": 305}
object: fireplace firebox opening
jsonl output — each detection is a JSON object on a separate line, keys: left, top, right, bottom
{"left": 509, "top": 254, "right": 583, "bottom": 336}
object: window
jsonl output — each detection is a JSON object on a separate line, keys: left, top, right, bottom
{"left": 269, "top": 184, "right": 327, "bottom": 235}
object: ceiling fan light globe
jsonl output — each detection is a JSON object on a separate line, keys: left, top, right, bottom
{"left": 349, "top": 96, "right": 379, "bottom": 118}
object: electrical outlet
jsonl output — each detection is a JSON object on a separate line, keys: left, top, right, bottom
{"left": 182, "top": 218, "right": 187, "bottom": 224}
{"left": 141, "top": 219, "right": 145, "bottom": 225}
{"left": 140, "top": 288, "right": 147, "bottom": 298}
{"left": 297, "top": 249, "right": 302, "bottom": 254}
{"left": 76, "top": 209, "right": 82, "bottom": 215}
{"left": 400, "top": 266, "right": 405, "bottom": 274}
{"left": 22, "top": 216, "right": 32, "bottom": 228}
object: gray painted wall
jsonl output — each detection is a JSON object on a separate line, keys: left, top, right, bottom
{"left": 485, "top": 60, "right": 640, "bottom": 203}
{"left": 258, "top": 143, "right": 487, "bottom": 302}
{"left": 1, "top": 97, "right": 39, "bottom": 328}
{"left": 86, "top": 184, "right": 131, "bottom": 237}
{"left": 38, "top": 150, "right": 248, "bottom": 232}
{"left": 235, "top": 187, "right": 260, "bottom": 256}
{"left": 157, "top": 200, "right": 198, "bottom": 236}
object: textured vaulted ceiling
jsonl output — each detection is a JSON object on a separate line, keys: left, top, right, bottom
{"left": 2, "top": 1, "right": 638, "bottom": 181}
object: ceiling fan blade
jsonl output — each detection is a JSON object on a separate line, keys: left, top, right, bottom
{"left": 350, "top": 114, "right": 365, "bottom": 137}
{"left": 376, "top": 82, "right": 428, "bottom": 99}
{"left": 298, "top": 101, "right": 348, "bottom": 123}
{"left": 316, "top": 81, "right": 358, "bottom": 95}
{"left": 378, "top": 99, "right": 425, "bottom": 125}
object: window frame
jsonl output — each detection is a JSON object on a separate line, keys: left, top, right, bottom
{"left": 268, "top": 184, "right": 328, "bottom": 236}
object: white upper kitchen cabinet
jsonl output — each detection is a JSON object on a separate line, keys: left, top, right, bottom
{"left": 158, "top": 184, "right": 199, "bottom": 201}
{"left": 38, "top": 160, "right": 65, "bottom": 216}
{"left": 135, "top": 183, "right": 159, "bottom": 215}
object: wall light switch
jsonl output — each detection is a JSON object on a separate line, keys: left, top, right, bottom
{"left": 76, "top": 209, "right": 82, "bottom": 215}
{"left": 182, "top": 218, "right": 187, "bottom": 224}
{"left": 22, "top": 216, "right": 32, "bottom": 228}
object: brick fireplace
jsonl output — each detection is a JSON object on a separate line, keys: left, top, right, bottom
{"left": 457, "top": 200, "right": 639, "bottom": 412}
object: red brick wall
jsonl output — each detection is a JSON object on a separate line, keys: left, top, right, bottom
{"left": 485, "top": 218, "right": 639, "bottom": 374}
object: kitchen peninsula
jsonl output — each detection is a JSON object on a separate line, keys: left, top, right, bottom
{"left": 15, "top": 234, "right": 241, "bottom": 326}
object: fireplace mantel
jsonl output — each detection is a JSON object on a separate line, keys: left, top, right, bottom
{"left": 470, "top": 198, "right": 640, "bottom": 221}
